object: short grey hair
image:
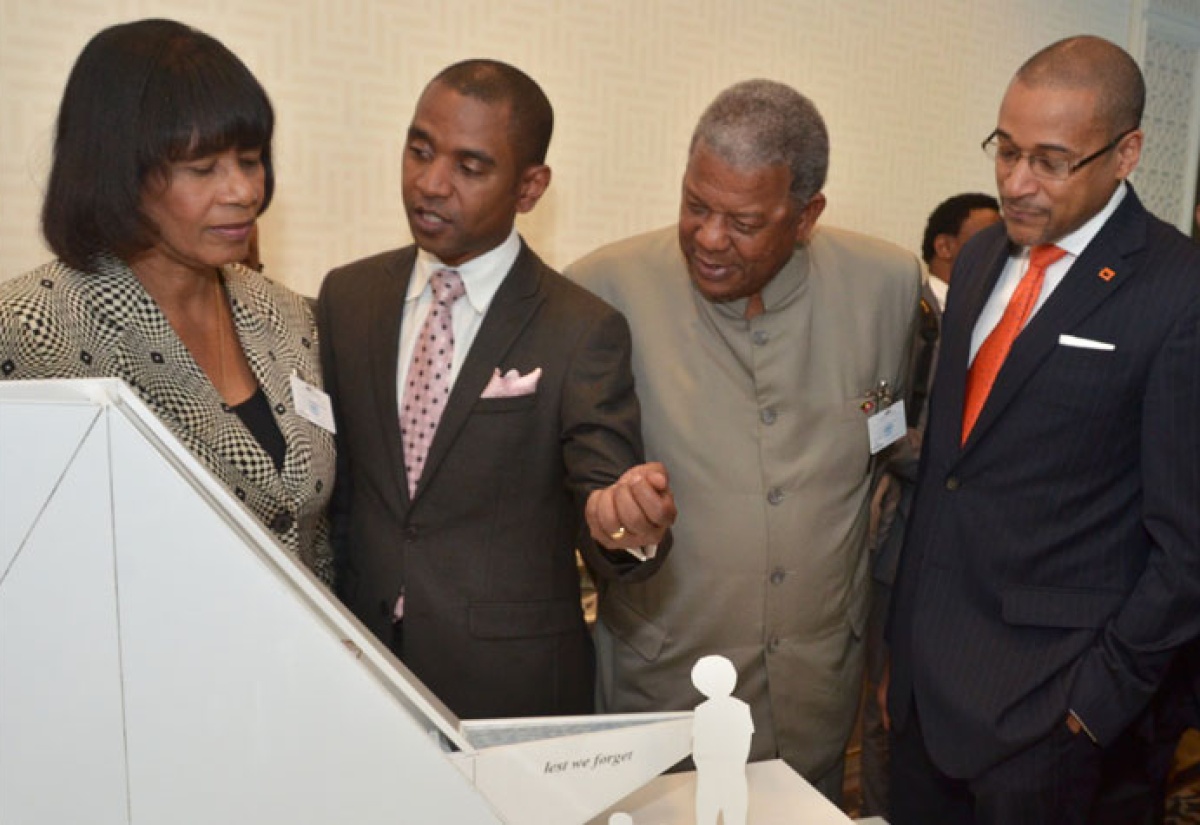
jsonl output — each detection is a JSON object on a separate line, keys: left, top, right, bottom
{"left": 689, "top": 79, "right": 829, "bottom": 205}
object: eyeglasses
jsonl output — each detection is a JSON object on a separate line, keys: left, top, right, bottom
{"left": 981, "top": 128, "right": 1136, "bottom": 181}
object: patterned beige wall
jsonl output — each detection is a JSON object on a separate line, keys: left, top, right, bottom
{"left": 0, "top": 0, "right": 1177, "bottom": 297}
{"left": 1137, "top": 0, "right": 1200, "bottom": 228}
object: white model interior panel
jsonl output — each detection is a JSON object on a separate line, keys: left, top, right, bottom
{"left": 0, "top": 401, "right": 100, "bottom": 573}
{"left": 0, "top": 381, "right": 503, "bottom": 825}
{"left": 0, "top": 408, "right": 129, "bottom": 825}
{"left": 106, "top": 411, "right": 501, "bottom": 824}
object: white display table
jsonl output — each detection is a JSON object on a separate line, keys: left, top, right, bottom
{"left": 590, "top": 759, "right": 854, "bottom": 824}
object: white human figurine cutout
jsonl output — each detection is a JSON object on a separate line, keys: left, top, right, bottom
{"left": 691, "top": 655, "right": 754, "bottom": 825}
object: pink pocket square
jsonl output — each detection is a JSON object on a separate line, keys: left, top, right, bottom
{"left": 481, "top": 367, "right": 542, "bottom": 399}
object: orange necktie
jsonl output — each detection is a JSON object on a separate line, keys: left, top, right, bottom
{"left": 961, "top": 244, "right": 1066, "bottom": 444}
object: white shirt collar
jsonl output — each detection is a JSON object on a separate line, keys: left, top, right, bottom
{"left": 925, "top": 271, "right": 949, "bottom": 310}
{"left": 1048, "top": 181, "right": 1128, "bottom": 259}
{"left": 407, "top": 226, "right": 522, "bottom": 313}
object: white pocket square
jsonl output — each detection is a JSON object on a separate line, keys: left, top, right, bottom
{"left": 1058, "top": 334, "right": 1115, "bottom": 351}
{"left": 481, "top": 367, "right": 542, "bottom": 398}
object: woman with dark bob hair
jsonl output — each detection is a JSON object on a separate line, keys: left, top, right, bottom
{"left": 0, "top": 19, "right": 334, "bottom": 583}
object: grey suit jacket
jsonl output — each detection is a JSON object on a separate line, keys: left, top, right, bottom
{"left": 888, "top": 187, "right": 1200, "bottom": 778}
{"left": 317, "top": 241, "right": 665, "bottom": 719}
{"left": 0, "top": 255, "right": 335, "bottom": 579}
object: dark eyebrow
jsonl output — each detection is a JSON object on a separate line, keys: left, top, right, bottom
{"left": 682, "top": 186, "right": 764, "bottom": 224}
{"left": 456, "top": 148, "right": 497, "bottom": 169}
{"left": 993, "top": 128, "right": 1071, "bottom": 155}
{"left": 405, "top": 125, "right": 497, "bottom": 169}
{"left": 730, "top": 210, "right": 766, "bottom": 224}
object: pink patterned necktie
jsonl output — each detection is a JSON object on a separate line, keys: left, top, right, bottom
{"left": 400, "top": 268, "right": 465, "bottom": 496}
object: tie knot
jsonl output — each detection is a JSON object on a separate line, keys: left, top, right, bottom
{"left": 431, "top": 268, "right": 465, "bottom": 305}
{"left": 1030, "top": 244, "right": 1066, "bottom": 270}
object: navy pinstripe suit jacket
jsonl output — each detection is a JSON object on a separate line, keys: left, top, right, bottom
{"left": 888, "top": 187, "right": 1200, "bottom": 778}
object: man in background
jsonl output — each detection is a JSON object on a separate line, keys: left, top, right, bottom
{"left": 887, "top": 36, "right": 1200, "bottom": 823}
{"left": 569, "top": 78, "right": 920, "bottom": 803}
{"left": 920, "top": 193, "right": 1002, "bottom": 310}
{"left": 859, "top": 191, "right": 1000, "bottom": 817}
{"left": 318, "top": 59, "right": 674, "bottom": 721}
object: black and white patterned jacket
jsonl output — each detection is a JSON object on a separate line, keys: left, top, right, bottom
{"left": 0, "top": 255, "right": 335, "bottom": 583}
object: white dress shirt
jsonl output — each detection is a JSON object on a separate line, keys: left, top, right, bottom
{"left": 969, "top": 182, "right": 1127, "bottom": 363}
{"left": 395, "top": 227, "right": 521, "bottom": 408}
{"left": 926, "top": 271, "right": 948, "bottom": 312}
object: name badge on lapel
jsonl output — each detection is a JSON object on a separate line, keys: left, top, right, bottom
{"left": 290, "top": 372, "right": 337, "bottom": 433}
{"left": 864, "top": 379, "right": 906, "bottom": 455}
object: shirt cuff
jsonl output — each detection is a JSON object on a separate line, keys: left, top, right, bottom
{"left": 624, "top": 543, "right": 658, "bottom": 562}
{"left": 1068, "top": 709, "right": 1099, "bottom": 743}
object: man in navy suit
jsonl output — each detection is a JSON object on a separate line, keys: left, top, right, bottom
{"left": 887, "top": 35, "right": 1200, "bottom": 824}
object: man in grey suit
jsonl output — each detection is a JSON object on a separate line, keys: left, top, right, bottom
{"left": 569, "top": 79, "right": 921, "bottom": 803}
{"left": 887, "top": 36, "right": 1200, "bottom": 824}
{"left": 318, "top": 60, "right": 675, "bottom": 720}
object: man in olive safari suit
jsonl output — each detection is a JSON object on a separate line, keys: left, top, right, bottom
{"left": 570, "top": 80, "right": 920, "bottom": 802}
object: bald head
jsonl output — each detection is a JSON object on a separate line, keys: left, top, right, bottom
{"left": 1015, "top": 35, "right": 1144, "bottom": 135}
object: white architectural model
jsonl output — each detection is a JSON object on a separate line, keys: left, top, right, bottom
{"left": 0, "top": 379, "right": 692, "bottom": 825}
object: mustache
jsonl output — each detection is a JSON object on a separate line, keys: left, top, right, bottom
{"left": 1001, "top": 196, "right": 1044, "bottom": 212}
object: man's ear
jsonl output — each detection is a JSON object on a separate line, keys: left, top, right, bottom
{"left": 1114, "top": 129, "right": 1142, "bottom": 181}
{"left": 794, "top": 192, "right": 827, "bottom": 244}
{"left": 515, "top": 164, "right": 551, "bottom": 214}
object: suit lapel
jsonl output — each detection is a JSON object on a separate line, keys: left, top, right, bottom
{"left": 962, "top": 191, "right": 1147, "bottom": 450}
{"left": 935, "top": 231, "right": 1010, "bottom": 457}
{"left": 412, "top": 244, "right": 545, "bottom": 500}
{"left": 367, "top": 249, "right": 418, "bottom": 507}
{"left": 221, "top": 269, "right": 289, "bottom": 503}
{"left": 223, "top": 267, "right": 329, "bottom": 506}
{"left": 106, "top": 261, "right": 292, "bottom": 510}
{"left": 102, "top": 260, "right": 219, "bottom": 451}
